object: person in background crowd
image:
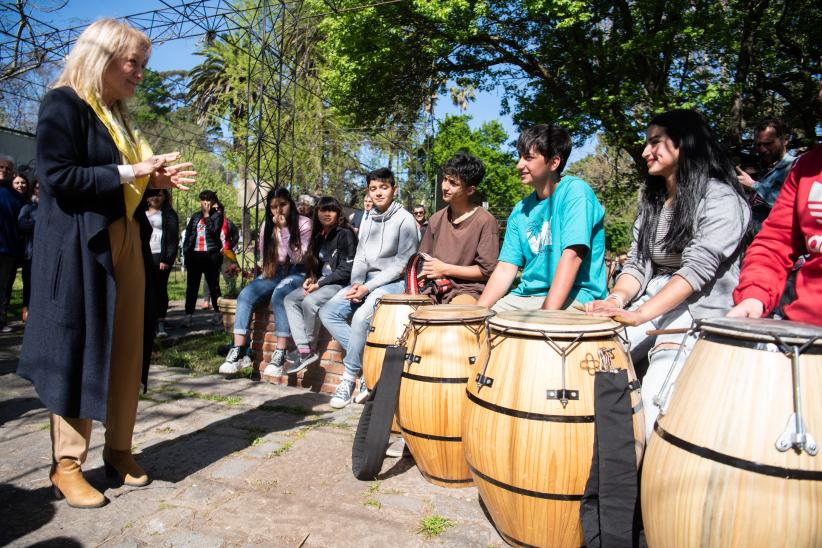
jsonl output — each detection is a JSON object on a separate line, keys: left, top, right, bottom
{"left": 202, "top": 200, "right": 239, "bottom": 310}
{"left": 728, "top": 75, "right": 822, "bottom": 326}
{"left": 283, "top": 197, "right": 358, "bottom": 375}
{"left": 0, "top": 157, "right": 24, "bottom": 333}
{"left": 4, "top": 171, "right": 32, "bottom": 314}
{"left": 219, "top": 188, "right": 311, "bottom": 377}
{"left": 182, "top": 190, "right": 223, "bottom": 326}
{"left": 145, "top": 189, "right": 179, "bottom": 338}
{"left": 735, "top": 118, "right": 797, "bottom": 231}
{"left": 16, "top": 19, "right": 195, "bottom": 508}
{"left": 319, "top": 168, "right": 419, "bottom": 408}
{"left": 413, "top": 204, "right": 428, "bottom": 237}
{"left": 586, "top": 109, "right": 751, "bottom": 439}
{"left": 417, "top": 152, "right": 499, "bottom": 304}
{"left": 17, "top": 180, "right": 39, "bottom": 323}
{"left": 297, "top": 194, "right": 316, "bottom": 218}
{"left": 477, "top": 124, "right": 607, "bottom": 312}
{"left": 0, "top": 155, "right": 13, "bottom": 182}
{"left": 349, "top": 194, "right": 373, "bottom": 235}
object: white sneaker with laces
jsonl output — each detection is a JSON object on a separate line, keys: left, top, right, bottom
{"left": 219, "top": 346, "right": 249, "bottom": 375}
{"left": 263, "top": 349, "right": 286, "bottom": 377}
{"left": 285, "top": 352, "right": 319, "bottom": 375}
{"left": 354, "top": 381, "right": 370, "bottom": 404}
{"left": 385, "top": 438, "right": 407, "bottom": 458}
{"left": 330, "top": 379, "right": 355, "bottom": 409}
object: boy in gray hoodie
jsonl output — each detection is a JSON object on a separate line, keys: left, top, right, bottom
{"left": 319, "top": 168, "right": 420, "bottom": 408}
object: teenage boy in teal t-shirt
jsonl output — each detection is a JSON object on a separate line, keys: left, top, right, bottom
{"left": 476, "top": 124, "right": 607, "bottom": 312}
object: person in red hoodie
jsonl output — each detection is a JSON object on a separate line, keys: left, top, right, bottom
{"left": 729, "top": 79, "right": 822, "bottom": 325}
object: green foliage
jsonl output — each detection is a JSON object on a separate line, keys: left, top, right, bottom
{"left": 151, "top": 332, "right": 229, "bottom": 374}
{"left": 429, "top": 114, "right": 527, "bottom": 211}
{"left": 565, "top": 140, "right": 640, "bottom": 253}
{"left": 417, "top": 515, "right": 456, "bottom": 538}
{"left": 311, "top": 0, "right": 822, "bottom": 175}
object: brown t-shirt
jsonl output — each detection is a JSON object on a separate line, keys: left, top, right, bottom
{"left": 418, "top": 206, "right": 500, "bottom": 302}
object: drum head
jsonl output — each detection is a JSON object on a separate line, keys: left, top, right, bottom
{"left": 698, "top": 317, "right": 822, "bottom": 347}
{"left": 377, "top": 294, "right": 434, "bottom": 304}
{"left": 489, "top": 310, "right": 622, "bottom": 337}
{"left": 410, "top": 304, "right": 494, "bottom": 324}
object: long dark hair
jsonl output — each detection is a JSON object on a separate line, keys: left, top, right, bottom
{"left": 262, "top": 187, "right": 301, "bottom": 278}
{"left": 636, "top": 109, "right": 748, "bottom": 259}
{"left": 304, "top": 196, "right": 353, "bottom": 277}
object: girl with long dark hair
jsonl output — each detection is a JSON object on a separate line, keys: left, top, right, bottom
{"left": 219, "top": 187, "right": 311, "bottom": 376}
{"left": 586, "top": 109, "right": 751, "bottom": 439}
{"left": 282, "top": 196, "right": 358, "bottom": 374}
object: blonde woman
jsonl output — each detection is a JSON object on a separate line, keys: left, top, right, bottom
{"left": 16, "top": 19, "right": 195, "bottom": 508}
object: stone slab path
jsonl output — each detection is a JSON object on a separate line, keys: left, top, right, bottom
{"left": 0, "top": 316, "right": 505, "bottom": 547}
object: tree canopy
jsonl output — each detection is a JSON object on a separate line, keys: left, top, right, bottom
{"left": 313, "top": 0, "right": 822, "bottom": 171}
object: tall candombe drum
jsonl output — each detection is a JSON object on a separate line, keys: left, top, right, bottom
{"left": 362, "top": 294, "right": 434, "bottom": 390}
{"left": 396, "top": 304, "right": 494, "bottom": 488}
{"left": 642, "top": 317, "right": 822, "bottom": 547}
{"left": 462, "top": 310, "right": 644, "bottom": 548}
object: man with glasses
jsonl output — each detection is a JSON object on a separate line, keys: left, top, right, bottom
{"left": 413, "top": 204, "right": 428, "bottom": 237}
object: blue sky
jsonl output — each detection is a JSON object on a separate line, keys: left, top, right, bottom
{"left": 51, "top": 0, "right": 593, "bottom": 161}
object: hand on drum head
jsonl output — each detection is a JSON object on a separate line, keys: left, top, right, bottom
{"left": 586, "top": 305, "right": 644, "bottom": 327}
{"left": 727, "top": 297, "right": 765, "bottom": 319}
{"left": 583, "top": 299, "right": 615, "bottom": 313}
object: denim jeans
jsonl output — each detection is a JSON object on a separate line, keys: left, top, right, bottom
{"left": 233, "top": 266, "right": 305, "bottom": 337}
{"left": 623, "top": 275, "right": 696, "bottom": 439}
{"left": 283, "top": 284, "right": 343, "bottom": 348}
{"left": 318, "top": 280, "right": 405, "bottom": 382}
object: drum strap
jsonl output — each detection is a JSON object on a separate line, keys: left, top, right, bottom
{"left": 580, "top": 369, "right": 640, "bottom": 548}
{"left": 351, "top": 345, "right": 406, "bottom": 480}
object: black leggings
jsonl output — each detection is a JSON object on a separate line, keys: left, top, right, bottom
{"left": 151, "top": 254, "right": 173, "bottom": 320}
{"left": 184, "top": 250, "right": 222, "bottom": 314}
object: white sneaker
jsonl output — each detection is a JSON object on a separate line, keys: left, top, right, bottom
{"left": 330, "top": 379, "right": 355, "bottom": 409}
{"left": 285, "top": 352, "right": 319, "bottom": 375}
{"left": 219, "top": 346, "right": 251, "bottom": 375}
{"left": 385, "top": 438, "right": 407, "bottom": 458}
{"left": 263, "top": 349, "right": 286, "bottom": 377}
{"left": 354, "top": 381, "right": 370, "bottom": 404}
{"left": 156, "top": 321, "right": 168, "bottom": 338}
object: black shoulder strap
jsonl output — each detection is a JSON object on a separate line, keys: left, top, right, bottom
{"left": 351, "top": 345, "right": 406, "bottom": 480}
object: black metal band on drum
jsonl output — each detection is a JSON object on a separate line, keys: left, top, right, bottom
{"left": 465, "top": 390, "right": 595, "bottom": 423}
{"left": 469, "top": 464, "right": 585, "bottom": 501}
{"left": 653, "top": 422, "right": 822, "bottom": 481}
{"left": 365, "top": 341, "right": 392, "bottom": 349}
{"left": 401, "top": 371, "right": 469, "bottom": 384}
{"left": 399, "top": 424, "right": 462, "bottom": 442}
{"left": 418, "top": 470, "right": 473, "bottom": 484}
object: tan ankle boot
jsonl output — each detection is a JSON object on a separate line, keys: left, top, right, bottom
{"left": 103, "top": 448, "right": 150, "bottom": 486}
{"left": 50, "top": 459, "right": 106, "bottom": 508}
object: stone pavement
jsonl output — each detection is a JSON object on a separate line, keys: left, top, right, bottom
{"left": 0, "top": 308, "right": 505, "bottom": 547}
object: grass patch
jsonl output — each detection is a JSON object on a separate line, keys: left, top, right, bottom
{"left": 141, "top": 384, "right": 242, "bottom": 406}
{"left": 362, "top": 482, "right": 382, "bottom": 509}
{"left": 417, "top": 515, "right": 455, "bottom": 538}
{"left": 267, "top": 439, "right": 295, "bottom": 457}
{"left": 151, "top": 331, "right": 230, "bottom": 375}
{"left": 39, "top": 422, "right": 50, "bottom": 431}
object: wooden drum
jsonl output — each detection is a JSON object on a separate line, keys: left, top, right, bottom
{"left": 396, "top": 305, "right": 494, "bottom": 488}
{"left": 642, "top": 317, "right": 822, "bottom": 547}
{"left": 362, "top": 294, "right": 433, "bottom": 390}
{"left": 462, "top": 310, "right": 644, "bottom": 548}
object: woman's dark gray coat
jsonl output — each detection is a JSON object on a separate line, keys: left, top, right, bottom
{"left": 17, "top": 86, "right": 156, "bottom": 422}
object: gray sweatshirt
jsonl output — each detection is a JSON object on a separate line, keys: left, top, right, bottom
{"left": 350, "top": 201, "right": 420, "bottom": 292}
{"left": 620, "top": 179, "right": 751, "bottom": 319}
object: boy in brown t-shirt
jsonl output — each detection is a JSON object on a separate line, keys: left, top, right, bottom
{"left": 418, "top": 153, "right": 500, "bottom": 304}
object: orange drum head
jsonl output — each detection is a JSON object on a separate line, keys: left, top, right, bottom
{"left": 377, "top": 294, "right": 435, "bottom": 305}
{"left": 697, "top": 317, "right": 822, "bottom": 347}
{"left": 410, "top": 304, "right": 494, "bottom": 324}
{"left": 490, "top": 309, "right": 622, "bottom": 338}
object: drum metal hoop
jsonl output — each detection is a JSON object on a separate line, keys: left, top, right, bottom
{"left": 652, "top": 321, "right": 698, "bottom": 417}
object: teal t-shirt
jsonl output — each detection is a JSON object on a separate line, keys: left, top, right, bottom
{"left": 498, "top": 175, "right": 607, "bottom": 303}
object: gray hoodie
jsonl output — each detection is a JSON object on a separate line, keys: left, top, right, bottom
{"left": 350, "top": 200, "right": 420, "bottom": 292}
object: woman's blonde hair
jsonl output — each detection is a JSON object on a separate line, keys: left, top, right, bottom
{"left": 54, "top": 18, "right": 151, "bottom": 113}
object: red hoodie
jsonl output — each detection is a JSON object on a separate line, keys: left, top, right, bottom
{"left": 733, "top": 146, "right": 822, "bottom": 325}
